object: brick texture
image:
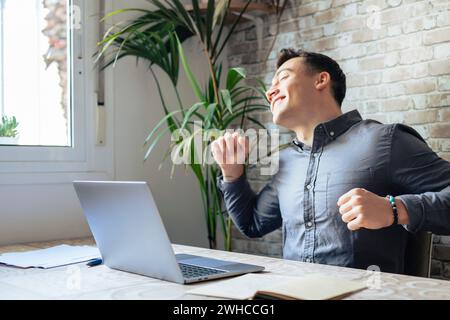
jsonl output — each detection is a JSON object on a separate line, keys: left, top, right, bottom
{"left": 227, "top": 0, "right": 450, "bottom": 280}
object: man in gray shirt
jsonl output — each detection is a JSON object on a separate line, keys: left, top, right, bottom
{"left": 211, "top": 48, "right": 450, "bottom": 274}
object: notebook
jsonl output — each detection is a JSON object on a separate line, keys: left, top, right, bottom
{"left": 187, "top": 273, "right": 367, "bottom": 300}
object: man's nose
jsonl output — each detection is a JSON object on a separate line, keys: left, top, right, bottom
{"left": 266, "top": 87, "right": 280, "bottom": 103}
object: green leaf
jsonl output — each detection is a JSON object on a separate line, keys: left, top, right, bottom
{"left": 205, "top": 0, "right": 215, "bottom": 50}
{"left": 233, "top": 96, "right": 266, "bottom": 108}
{"left": 162, "top": 0, "right": 199, "bottom": 36}
{"left": 182, "top": 129, "right": 203, "bottom": 166}
{"left": 176, "top": 34, "right": 205, "bottom": 101}
{"left": 144, "top": 124, "right": 176, "bottom": 161}
{"left": 144, "top": 110, "right": 181, "bottom": 146}
{"left": 220, "top": 89, "right": 232, "bottom": 114}
{"left": 159, "top": 141, "right": 177, "bottom": 171}
{"left": 232, "top": 105, "right": 269, "bottom": 114}
{"left": 100, "top": 8, "right": 151, "bottom": 22}
{"left": 211, "top": 0, "right": 231, "bottom": 58}
{"left": 246, "top": 116, "right": 266, "bottom": 129}
{"left": 189, "top": 163, "right": 206, "bottom": 195}
{"left": 230, "top": 86, "right": 252, "bottom": 100}
{"left": 149, "top": 67, "right": 180, "bottom": 128}
{"left": 226, "top": 67, "right": 246, "bottom": 91}
{"left": 181, "top": 102, "right": 205, "bottom": 129}
{"left": 204, "top": 103, "right": 218, "bottom": 128}
{"left": 213, "top": 0, "right": 229, "bottom": 28}
{"left": 222, "top": 107, "right": 269, "bottom": 128}
{"left": 191, "top": 0, "right": 204, "bottom": 41}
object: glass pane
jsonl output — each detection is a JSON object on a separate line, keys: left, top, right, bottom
{"left": 0, "top": 0, "right": 71, "bottom": 146}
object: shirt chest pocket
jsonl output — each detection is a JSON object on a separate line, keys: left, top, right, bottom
{"left": 326, "top": 169, "right": 374, "bottom": 216}
{"left": 313, "top": 169, "right": 374, "bottom": 219}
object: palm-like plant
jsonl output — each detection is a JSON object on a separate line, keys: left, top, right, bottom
{"left": 96, "top": 0, "right": 271, "bottom": 250}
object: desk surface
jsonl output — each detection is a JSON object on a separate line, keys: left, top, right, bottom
{"left": 0, "top": 238, "right": 449, "bottom": 300}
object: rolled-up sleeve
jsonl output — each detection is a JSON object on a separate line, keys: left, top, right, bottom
{"left": 217, "top": 174, "right": 281, "bottom": 238}
{"left": 389, "top": 124, "right": 450, "bottom": 234}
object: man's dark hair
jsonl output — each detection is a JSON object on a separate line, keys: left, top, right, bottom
{"left": 277, "top": 48, "right": 346, "bottom": 106}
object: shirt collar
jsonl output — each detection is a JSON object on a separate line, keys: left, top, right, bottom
{"left": 292, "top": 109, "right": 363, "bottom": 152}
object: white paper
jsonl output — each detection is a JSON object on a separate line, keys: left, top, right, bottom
{"left": 0, "top": 245, "right": 101, "bottom": 269}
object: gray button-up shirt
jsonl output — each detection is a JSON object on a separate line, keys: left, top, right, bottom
{"left": 218, "top": 109, "right": 450, "bottom": 274}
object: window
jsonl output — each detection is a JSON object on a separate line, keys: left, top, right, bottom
{"left": 0, "top": 0, "right": 113, "bottom": 183}
{"left": 0, "top": 0, "right": 71, "bottom": 146}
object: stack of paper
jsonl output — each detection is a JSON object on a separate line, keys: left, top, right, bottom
{"left": 0, "top": 245, "right": 101, "bottom": 269}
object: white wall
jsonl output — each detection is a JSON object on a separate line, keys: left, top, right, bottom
{"left": 0, "top": 0, "right": 220, "bottom": 248}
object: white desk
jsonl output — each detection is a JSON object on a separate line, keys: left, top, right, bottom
{"left": 1, "top": 238, "right": 449, "bottom": 300}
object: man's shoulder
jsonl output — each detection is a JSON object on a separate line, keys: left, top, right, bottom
{"left": 355, "top": 119, "right": 426, "bottom": 143}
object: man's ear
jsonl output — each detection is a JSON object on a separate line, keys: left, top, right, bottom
{"left": 315, "top": 72, "right": 331, "bottom": 91}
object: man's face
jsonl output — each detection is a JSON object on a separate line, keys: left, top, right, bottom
{"left": 266, "top": 57, "right": 318, "bottom": 129}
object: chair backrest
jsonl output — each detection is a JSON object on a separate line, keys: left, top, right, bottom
{"left": 404, "top": 232, "right": 433, "bottom": 278}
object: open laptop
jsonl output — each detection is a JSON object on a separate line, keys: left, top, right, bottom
{"left": 73, "top": 181, "right": 264, "bottom": 284}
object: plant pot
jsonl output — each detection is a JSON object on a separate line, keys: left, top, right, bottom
{"left": 0, "top": 137, "right": 19, "bottom": 145}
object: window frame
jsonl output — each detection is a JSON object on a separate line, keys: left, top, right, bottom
{"left": 0, "top": 0, "right": 5, "bottom": 117}
{"left": 0, "top": 0, "right": 114, "bottom": 184}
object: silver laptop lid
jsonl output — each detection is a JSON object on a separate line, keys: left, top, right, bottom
{"left": 73, "top": 181, "right": 184, "bottom": 284}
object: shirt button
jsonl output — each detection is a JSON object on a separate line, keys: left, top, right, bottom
{"left": 306, "top": 184, "right": 312, "bottom": 190}
{"left": 306, "top": 221, "right": 313, "bottom": 228}
{"left": 330, "top": 131, "right": 335, "bottom": 136}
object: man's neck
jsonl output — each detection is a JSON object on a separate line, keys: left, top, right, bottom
{"left": 293, "top": 108, "right": 343, "bottom": 147}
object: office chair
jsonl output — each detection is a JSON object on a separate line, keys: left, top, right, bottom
{"left": 404, "top": 231, "right": 433, "bottom": 278}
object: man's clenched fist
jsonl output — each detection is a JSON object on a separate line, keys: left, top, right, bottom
{"left": 211, "top": 132, "right": 249, "bottom": 182}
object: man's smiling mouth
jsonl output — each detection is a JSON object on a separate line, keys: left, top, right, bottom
{"left": 272, "top": 96, "right": 286, "bottom": 111}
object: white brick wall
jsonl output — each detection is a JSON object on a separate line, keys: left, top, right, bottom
{"left": 227, "top": 0, "right": 450, "bottom": 279}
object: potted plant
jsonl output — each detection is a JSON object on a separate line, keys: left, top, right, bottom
{"left": 96, "top": 0, "right": 275, "bottom": 250}
{"left": 0, "top": 116, "right": 19, "bottom": 145}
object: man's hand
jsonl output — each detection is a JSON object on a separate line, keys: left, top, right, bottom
{"left": 211, "top": 132, "right": 249, "bottom": 182}
{"left": 337, "top": 188, "right": 410, "bottom": 231}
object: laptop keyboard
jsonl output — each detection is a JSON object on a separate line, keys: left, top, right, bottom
{"left": 178, "top": 263, "right": 227, "bottom": 279}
